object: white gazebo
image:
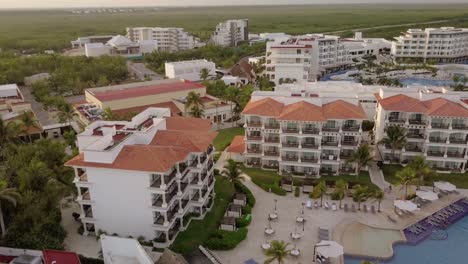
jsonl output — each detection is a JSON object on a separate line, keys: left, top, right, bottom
{"left": 315, "top": 240, "right": 344, "bottom": 259}
{"left": 394, "top": 200, "right": 419, "bottom": 212}
{"left": 416, "top": 190, "right": 439, "bottom": 201}
{"left": 434, "top": 181, "right": 456, "bottom": 192}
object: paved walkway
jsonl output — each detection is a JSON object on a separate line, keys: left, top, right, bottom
{"left": 368, "top": 162, "right": 391, "bottom": 190}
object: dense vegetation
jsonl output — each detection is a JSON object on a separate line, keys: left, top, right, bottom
{"left": 1, "top": 5, "right": 468, "bottom": 51}
{"left": 0, "top": 139, "right": 75, "bottom": 249}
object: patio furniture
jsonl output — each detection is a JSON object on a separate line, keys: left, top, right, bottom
{"left": 291, "top": 232, "right": 301, "bottom": 240}
{"left": 296, "top": 216, "right": 304, "bottom": 223}
{"left": 290, "top": 248, "right": 301, "bottom": 257}
{"left": 269, "top": 213, "right": 278, "bottom": 220}
{"left": 264, "top": 228, "right": 275, "bottom": 235}
{"left": 306, "top": 200, "right": 312, "bottom": 209}
{"left": 314, "top": 201, "right": 319, "bottom": 208}
{"left": 331, "top": 203, "right": 337, "bottom": 211}
{"left": 324, "top": 202, "right": 330, "bottom": 210}
{"left": 261, "top": 242, "right": 271, "bottom": 250}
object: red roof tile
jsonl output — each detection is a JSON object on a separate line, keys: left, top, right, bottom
{"left": 422, "top": 97, "right": 468, "bottom": 117}
{"left": 151, "top": 130, "right": 218, "bottom": 152}
{"left": 165, "top": 116, "right": 212, "bottom": 131}
{"left": 227, "top": 135, "right": 245, "bottom": 153}
{"left": 376, "top": 94, "right": 428, "bottom": 113}
{"left": 43, "top": 250, "right": 81, "bottom": 264}
{"left": 278, "top": 101, "right": 326, "bottom": 122}
{"left": 90, "top": 80, "right": 204, "bottom": 102}
{"left": 242, "top": 98, "right": 284, "bottom": 117}
{"left": 323, "top": 100, "right": 367, "bottom": 119}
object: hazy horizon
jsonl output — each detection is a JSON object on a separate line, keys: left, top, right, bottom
{"left": 2, "top": 0, "right": 468, "bottom": 9}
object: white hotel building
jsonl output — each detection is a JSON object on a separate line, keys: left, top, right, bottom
{"left": 165, "top": 59, "right": 216, "bottom": 81}
{"left": 375, "top": 87, "right": 468, "bottom": 172}
{"left": 66, "top": 108, "right": 216, "bottom": 247}
{"left": 391, "top": 27, "right": 468, "bottom": 63}
{"left": 126, "top": 27, "right": 205, "bottom": 52}
{"left": 212, "top": 19, "right": 249, "bottom": 47}
{"left": 265, "top": 34, "right": 352, "bottom": 85}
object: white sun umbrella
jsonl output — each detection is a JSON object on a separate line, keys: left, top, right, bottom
{"left": 416, "top": 190, "right": 439, "bottom": 201}
{"left": 394, "top": 200, "right": 419, "bottom": 211}
{"left": 315, "top": 240, "right": 344, "bottom": 258}
{"left": 434, "top": 181, "right": 456, "bottom": 192}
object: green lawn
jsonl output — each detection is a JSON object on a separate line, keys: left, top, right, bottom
{"left": 213, "top": 127, "right": 244, "bottom": 151}
{"left": 170, "top": 176, "right": 235, "bottom": 254}
{"left": 382, "top": 164, "right": 468, "bottom": 188}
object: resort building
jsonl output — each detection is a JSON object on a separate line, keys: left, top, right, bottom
{"left": 341, "top": 32, "right": 392, "bottom": 60}
{"left": 101, "top": 235, "right": 155, "bottom": 264}
{"left": 77, "top": 79, "right": 234, "bottom": 126}
{"left": 391, "top": 27, "right": 468, "bottom": 63}
{"left": 265, "top": 34, "right": 353, "bottom": 85}
{"left": 0, "top": 84, "right": 32, "bottom": 117}
{"left": 374, "top": 86, "right": 468, "bottom": 172}
{"left": 126, "top": 27, "right": 205, "bottom": 52}
{"left": 212, "top": 19, "right": 249, "bottom": 47}
{"left": 71, "top": 35, "right": 113, "bottom": 48}
{"left": 241, "top": 89, "right": 368, "bottom": 176}
{"left": 165, "top": 60, "right": 216, "bottom": 81}
{"left": 66, "top": 108, "right": 217, "bottom": 247}
{"left": 85, "top": 35, "right": 158, "bottom": 58}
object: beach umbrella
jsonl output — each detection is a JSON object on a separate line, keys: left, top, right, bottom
{"left": 434, "top": 181, "right": 456, "bottom": 192}
{"left": 394, "top": 200, "right": 418, "bottom": 211}
{"left": 416, "top": 190, "right": 438, "bottom": 201}
{"left": 315, "top": 240, "right": 344, "bottom": 258}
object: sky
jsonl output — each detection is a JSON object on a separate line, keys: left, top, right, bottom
{"left": 2, "top": 0, "right": 467, "bottom": 9}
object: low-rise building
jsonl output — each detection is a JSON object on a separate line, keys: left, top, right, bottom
{"left": 126, "top": 27, "right": 204, "bottom": 52}
{"left": 165, "top": 60, "right": 216, "bottom": 81}
{"left": 85, "top": 35, "right": 157, "bottom": 58}
{"left": 0, "top": 84, "right": 32, "bottom": 116}
{"left": 391, "top": 27, "right": 468, "bottom": 63}
{"left": 101, "top": 235, "right": 154, "bottom": 264}
{"left": 66, "top": 108, "right": 217, "bottom": 247}
{"left": 374, "top": 86, "right": 468, "bottom": 172}
{"left": 71, "top": 35, "right": 114, "bottom": 49}
{"left": 212, "top": 19, "right": 249, "bottom": 47}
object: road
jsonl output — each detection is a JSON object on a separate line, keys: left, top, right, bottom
{"left": 323, "top": 19, "right": 450, "bottom": 34}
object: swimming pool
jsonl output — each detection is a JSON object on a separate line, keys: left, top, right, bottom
{"left": 345, "top": 215, "right": 468, "bottom": 264}
{"left": 399, "top": 78, "right": 454, "bottom": 87}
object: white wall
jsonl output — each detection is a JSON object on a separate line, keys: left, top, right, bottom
{"left": 101, "top": 235, "right": 154, "bottom": 264}
{"left": 165, "top": 60, "right": 216, "bottom": 81}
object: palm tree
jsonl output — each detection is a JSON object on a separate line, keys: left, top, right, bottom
{"left": 396, "top": 167, "right": 418, "bottom": 199}
{"left": 333, "top": 180, "right": 347, "bottom": 209}
{"left": 19, "top": 111, "right": 40, "bottom": 142}
{"left": 311, "top": 181, "right": 327, "bottom": 207}
{"left": 264, "top": 240, "right": 290, "bottom": 264}
{"left": 221, "top": 159, "right": 244, "bottom": 182}
{"left": 0, "top": 119, "right": 21, "bottom": 146}
{"left": 371, "top": 189, "right": 385, "bottom": 212}
{"left": 378, "top": 126, "right": 406, "bottom": 163}
{"left": 102, "top": 107, "right": 117, "bottom": 121}
{"left": 189, "top": 104, "right": 205, "bottom": 118}
{"left": 199, "top": 68, "right": 210, "bottom": 81}
{"left": 0, "top": 180, "right": 21, "bottom": 237}
{"left": 185, "top": 91, "right": 203, "bottom": 116}
{"left": 57, "top": 102, "right": 78, "bottom": 126}
{"left": 408, "top": 155, "right": 433, "bottom": 183}
{"left": 225, "top": 86, "right": 239, "bottom": 122}
{"left": 353, "top": 184, "right": 369, "bottom": 211}
{"left": 348, "top": 144, "right": 373, "bottom": 175}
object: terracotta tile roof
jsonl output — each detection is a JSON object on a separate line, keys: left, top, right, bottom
{"left": 228, "top": 57, "right": 256, "bottom": 81}
{"left": 43, "top": 250, "right": 81, "bottom": 264}
{"left": 278, "top": 101, "right": 326, "bottom": 122}
{"left": 90, "top": 80, "right": 204, "bottom": 102}
{"left": 66, "top": 145, "right": 189, "bottom": 173}
{"left": 113, "top": 101, "right": 181, "bottom": 117}
{"left": 165, "top": 116, "right": 212, "bottom": 131}
{"left": 242, "top": 98, "right": 284, "bottom": 117}
{"left": 151, "top": 130, "right": 218, "bottom": 152}
{"left": 422, "top": 97, "right": 468, "bottom": 117}
{"left": 376, "top": 94, "right": 428, "bottom": 113}
{"left": 227, "top": 135, "right": 245, "bottom": 153}
{"left": 323, "top": 100, "right": 367, "bottom": 119}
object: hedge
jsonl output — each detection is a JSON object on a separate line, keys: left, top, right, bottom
{"left": 204, "top": 228, "right": 248, "bottom": 250}
{"left": 234, "top": 180, "right": 256, "bottom": 207}
{"left": 236, "top": 215, "right": 251, "bottom": 228}
{"left": 251, "top": 177, "right": 286, "bottom": 196}
{"left": 294, "top": 186, "right": 300, "bottom": 197}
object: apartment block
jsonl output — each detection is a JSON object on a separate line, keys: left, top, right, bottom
{"left": 66, "top": 108, "right": 217, "bottom": 247}
{"left": 212, "top": 19, "right": 249, "bottom": 47}
{"left": 241, "top": 92, "right": 367, "bottom": 176}
{"left": 265, "top": 34, "right": 352, "bottom": 85}
{"left": 85, "top": 35, "right": 157, "bottom": 58}
{"left": 126, "top": 27, "right": 205, "bottom": 52}
{"left": 165, "top": 59, "right": 216, "bottom": 81}
{"left": 391, "top": 27, "right": 468, "bottom": 63}
{"left": 374, "top": 87, "right": 468, "bottom": 172}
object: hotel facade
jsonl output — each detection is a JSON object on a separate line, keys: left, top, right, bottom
{"left": 66, "top": 108, "right": 216, "bottom": 247}
{"left": 212, "top": 19, "right": 249, "bottom": 47}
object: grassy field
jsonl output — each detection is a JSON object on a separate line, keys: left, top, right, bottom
{"left": 213, "top": 127, "right": 244, "bottom": 151}
{"left": 1, "top": 4, "right": 468, "bottom": 51}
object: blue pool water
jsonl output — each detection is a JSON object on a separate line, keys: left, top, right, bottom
{"left": 399, "top": 78, "right": 454, "bottom": 87}
{"left": 345, "top": 216, "right": 468, "bottom": 264}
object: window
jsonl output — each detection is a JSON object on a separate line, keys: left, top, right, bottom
{"left": 223, "top": 114, "right": 226, "bottom": 119}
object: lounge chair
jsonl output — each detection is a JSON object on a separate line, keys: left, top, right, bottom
{"left": 351, "top": 204, "right": 356, "bottom": 212}
{"left": 371, "top": 205, "right": 376, "bottom": 214}
{"left": 314, "top": 201, "right": 319, "bottom": 208}
{"left": 306, "top": 200, "right": 312, "bottom": 209}
{"left": 363, "top": 204, "right": 368, "bottom": 213}
{"left": 387, "top": 215, "right": 397, "bottom": 223}
{"left": 344, "top": 203, "right": 348, "bottom": 212}
{"left": 324, "top": 202, "right": 330, "bottom": 210}
{"left": 332, "top": 203, "right": 337, "bottom": 211}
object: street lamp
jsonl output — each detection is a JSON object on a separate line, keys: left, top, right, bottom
{"left": 301, "top": 202, "right": 305, "bottom": 215}
{"left": 274, "top": 199, "right": 277, "bottom": 211}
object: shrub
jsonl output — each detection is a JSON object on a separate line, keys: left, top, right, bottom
{"left": 236, "top": 215, "right": 251, "bottom": 228}
{"left": 77, "top": 225, "right": 84, "bottom": 235}
{"left": 204, "top": 228, "right": 248, "bottom": 250}
{"left": 294, "top": 186, "right": 300, "bottom": 197}
{"left": 362, "top": 120, "right": 375, "bottom": 131}
{"left": 214, "top": 168, "right": 220, "bottom": 176}
{"left": 243, "top": 205, "right": 252, "bottom": 215}
{"left": 234, "top": 180, "right": 256, "bottom": 207}
{"left": 250, "top": 177, "right": 286, "bottom": 196}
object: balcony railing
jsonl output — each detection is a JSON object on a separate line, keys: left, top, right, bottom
{"left": 321, "top": 155, "right": 338, "bottom": 161}
{"left": 179, "top": 162, "right": 187, "bottom": 174}
{"left": 247, "top": 122, "right": 262, "bottom": 127}
{"left": 247, "top": 148, "right": 261, "bottom": 154}
{"left": 449, "top": 138, "right": 467, "bottom": 144}
{"left": 282, "top": 156, "right": 299, "bottom": 162}
{"left": 302, "top": 143, "right": 319, "bottom": 149}
{"left": 452, "top": 124, "right": 468, "bottom": 130}
{"left": 341, "top": 141, "right": 358, "bottom": 146}
{"left": 388, "top": 118, "right": 406, "bottom": 124}
{"left": 246, "top": 135, "right": 262, "bottom": 141}
{"left": 303, "top": 128, "right": 320, "bottom": 134}
{"left": 265, "top": 123, "right": 280, "bottom": 129}
{"left": 282, "top": 142, "right": 299, "bottom": 148}
{"left": 426, "top": 151, "right": 444, "bottom": 157}
{"left": 446, "top": 152, "right": 465, "bottom": 158}
{"left": 406, "top": 146, "right": 423, "bottom": 152}
{"left": 429, "top": 137, "right": 447, "bottom": 143}
{"left": 342, "top": 126, "right": 360, "bottom": 132}
{"left": 263, "top": 164, "right": 279, "bottom": 169}
{"left": 264, "top": 137, "right": 280, "bottom": 143}
{"left": 264, "top": 151, "right": 279, "bottom": 157}
{"left": 407, "top": 134, "right": 425, "bottom": 139}
{"left": 282, "top": 128, "right": 299, "bottom": 134}
{"left": 322, "top": 127, "right": 340, "bottom": 132}
{"left": 340, "top": 153, "right": 353, "bottom": 160}
{"left": 207, "top": 145, "right": 214, "bottom": 155}
{"left": 322, "top": 141, "right": 339, "bottom": 146}
{"left": 302, "top": 157, "right": 319, "bottom": 163}
{"left": 408, "top": 119, "right": 427, "bottom": 125}
{"left": 431, "top": 123, "right": 450, "bottom": 129}
{"left": 246, "top": 161, "right": 261, "bottom": 167}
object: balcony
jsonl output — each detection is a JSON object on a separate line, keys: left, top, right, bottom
{"left": 247, "top": 148, "right": 262, "bottom": 154}
{"left": 407, "top": 134, "right": 425, "bottom": 139}
{"left": 178, "top": 162, "right": 187, "bottom": 174}
{"left": 340, "top": 153, "right": 353, "bottom": 160}
{"left": 429, "top": 137, "right": 447, "bottom": 143}
{"left": 431, "top": 123, "right": 450, "bottom": 129}
{"left": 264, "top": 151, "right": 279, "bottom": 157}
{"left": 207, "top": 145, "right": 214, "bottom": 155}
{"left": 405, "top": 146, "right": 423, "bottom": 153}
{"left": 246, "top": 161, "right": 261, "bottom": 167}
{"left": 342, "top": 126, "right": 360, "bottom": 132}
{"left": 265, "top": 123, "right": 280, "bottom": 129}
{"left": 321, "top": 155, "right": 338, "bottom": 161}
{"left": 153, "top": 216, "right": 164, "bottom": 225}
{"left": 264, "top": 137, "right": 280, "bottom": 143}
{"left": 207, "top": 161, "right": 214, "bottom": 171}
{"left": 302, "top": 128, "right": 320, "bottom": 134}
{"left": 341, "top": 141, "right": 358, "bottom": 146}
{"left": 302, "top": 143, "right": 319, "bottom": 149}
{"left": 408, "top": 119, "right": 427, "bottom": 125}
{"left": 388, "top": 118, "right": 406, "bottom": 124}
{"left": 322, "top": 127, "right": 340, "bottom": 132}
{"left": 446, "top": 152, "right": 465, "bottom": 158}
{"left": 426, "top": 151, "right": 444, "bottom": 157}
{"left": 302, "top": 157, "right": 319, "bottom": 163}
{"left": 246, "top": 135, "right": 262, "bottom": 141}
{"left": 452, "top": 124, "right": 468, "bottom": 130}
{"left": 282, "top": 128, "right": 299, "bottom": 134}
{"left": 449, "top": 138, "right": 467, "bottom": 144}
{"left": 179, "top": 182, "right": 188, "bottom": 194}
{"left": 282, "top": 156, "right": 299, "bottom": 162}
{"left": 282, "top": 142, "right": 299, "bottom": 148}
{"left": 247, "top": 121, "right": 262, "bottom": 127}
{"left": 84, "top": 208, "right": 93, "bottom": 218}
{"left": 180, "top": 199, "right": 190, "bottom": 210}
{"left": 199, "top": 155, "right": 207, "bottom": 164}
{"left": 78, "top": 173, "right": 88, "bottom": 183}
{"left": 263, "top": 164, "right": 279, "bottom": 169}
{"left": 322, "top": 141, "right": 339, "bottom": 146}
{"left": 82, "top": 191, "right": 91, "bottom": 201}
{"left": 151, "top": 174, "right": 171, "bottom": 188}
